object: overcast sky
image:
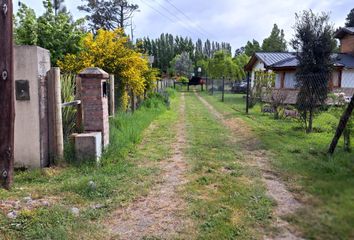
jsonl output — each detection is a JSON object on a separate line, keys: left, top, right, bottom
{"left": 14, "top": 0, "right": 353, "bottom": 52}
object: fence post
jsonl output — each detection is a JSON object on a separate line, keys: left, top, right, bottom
{"left": 76, "top": 76, "right": 83, "bottom": 131}
{"left": 246, "top": 72, "right": 250, "bottom": 114}
{"left": 0, "top": 0, "right": 14, "bottom": 189}
{"left": 211, "top": 79, "right": 214, "bottom": 95}
{"left": 109, "top": 75, "right": 115, "bottom": 116}
{"left": 222, "top": 76, "right": 225, "bottom": 102}
{"left": 131, "top": 91, "right": 136, "bottom": 112}
{"left": 47, "top": 68, "right": 64, "bottom": 163}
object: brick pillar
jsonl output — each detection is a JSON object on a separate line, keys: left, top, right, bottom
{"left": 78, "top": 68, "right": 109, "bottom": 147}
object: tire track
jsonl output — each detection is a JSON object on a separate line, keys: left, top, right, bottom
{"left": 194, "top": 92, "right": 303, "bottom": 240}
{"left": 107, "top": 93, "right": 190, "bottom": 240}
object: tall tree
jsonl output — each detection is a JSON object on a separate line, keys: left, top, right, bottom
{"left": 78, "top": 0, "right": 139, "bottom": 32}
{"left": 244, "top": 40, "right": 261, "bottom": 56}
{"left": 14, "top": 3, "right": 38, "bottom": 45}
{"left": 15, "top": 0, "right": 86, "bottom": 66}
{"left": 234, "top": 47, "right": 245, "bottom": 57}
{"left": 203, "top": 39, "right": 211, "bottom": 58}
{"left": 171, "top": 52, "right": 193, "bottom": 77}
{"left": 291, "top": 10, "right": 336, "bottom": 133}
{"left": 209, "top": 51, "right": 237, "bottom": 79}
{"left": 233, "top": 54, "right": 250, "bottom": 81}
{"left": 53, "top": 0, "right": 67, "bottom": 16}
{"left": 262, "top": 24, "right": 287, "bottom": 52}
{"left": 345, "top": 8, "right": 354, "bottom": 27}
{"left": 195, "top": 38, "right": 203, "bottom": 62}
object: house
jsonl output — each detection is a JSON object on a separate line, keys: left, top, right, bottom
{"left": 244, "top": 52, "right": 296, "bottom": 87}
{"left": 244, "top": 27, "right": 354, "bottom": 104}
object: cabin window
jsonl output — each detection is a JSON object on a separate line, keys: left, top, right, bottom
{"left": 280, "top": 72, "right": 285, "bottom": 89}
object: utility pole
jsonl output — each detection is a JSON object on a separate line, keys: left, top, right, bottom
{"left": 0, "top": 0, "right": 14, "bottom": 189}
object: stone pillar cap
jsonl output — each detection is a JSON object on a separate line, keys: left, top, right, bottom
{"left": 79, "top": 67, "right": 109, "bottom": 79}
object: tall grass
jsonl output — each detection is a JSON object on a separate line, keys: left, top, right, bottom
{"left": 102, "top": 92, "right": 173, "bottom": 164}
{"left": 61, "top": 74, "right": 78, "bottom": 140}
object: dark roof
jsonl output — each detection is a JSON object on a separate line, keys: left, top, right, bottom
{"left": 271, "top": 56, "right": 299, "bottom": 69}
{"left": 335, "top": 27, "right": 354, "bottom": 39}
{"left": 270, "top": 53, "right": 354, "bottom": 69}
{"left": 332, "top": 53, "right": 354, "bottom": 68}
{"left": 255, "top": 52, "right": 295, "bottom": 66}
{"left": 244, "top": 52, "right": 295, "bottom": 71}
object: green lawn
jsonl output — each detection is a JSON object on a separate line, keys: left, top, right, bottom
{"left": 0, "top": 93, "right": 179, "bottom": 239}
{"left": 202, "top": 92, "right": 354, "bottom": 240}
{"left": 183, "top": 92, "right": 273, "bottom": 239}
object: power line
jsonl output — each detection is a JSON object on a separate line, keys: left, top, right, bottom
{"left": 139, "top": 0, "right": 197, "bottom": 37}
{"left": 149, "top": 0, "right": 210, "bottom": 39}
{"left": 164, "top": 0, "right": 216, "bottom": 38}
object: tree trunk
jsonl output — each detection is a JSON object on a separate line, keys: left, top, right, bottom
{"left": 328, "top": 93, "right": 354, "bottom": 155}
{"left": 308, "top": 108, "right": 314, "bottom": 133}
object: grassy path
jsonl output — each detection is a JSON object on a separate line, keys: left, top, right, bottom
{"left": 193, "top": 92, "right": 303, "bottom": 239}
{"left": 107, "top": 93, "right": 192, "bottom": 239}
{"left": 199, "top": 93, "right": 354, "bottom": 239}
{"left": 107, "top": 91, "right": 276, "bottom": 239}
{"left": 182, "top": 92, "right": 274, "bottom": 239}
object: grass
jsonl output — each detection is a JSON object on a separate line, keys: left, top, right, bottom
{"left": 201, "top": 92, "right": 354, "bottom": 240}
{"left": 0, "top": 91, "right": 180, "bottom": 239}
{"left": 183, "top": 92, "right": 273, "bottom": 239}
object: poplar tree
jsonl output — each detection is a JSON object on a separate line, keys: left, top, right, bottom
{"left": 262, "top": 24, "right": 287, "bottom": 52}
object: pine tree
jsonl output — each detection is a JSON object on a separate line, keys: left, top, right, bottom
{"left": 244, "top": 40, "right": 261, "bottom": 56}
{"left": 53, "top": 0, "right": 67, "bottom": 16}
{"left": 262, "top": 24, "right": 287, "bottom": 52}
{"left": 345, "top": 8, "right": 354, "bottom": 27}
{"left": 78, "top": 0, "right": 139, "bottom": 32}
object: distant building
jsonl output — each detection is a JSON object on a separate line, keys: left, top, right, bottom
{"left": 244, "top": 27, "right": 354, "bottom": 104}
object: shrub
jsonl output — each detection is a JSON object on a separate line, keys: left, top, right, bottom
{"left": 178, "top": 76, "right": 189, "bottom": 84}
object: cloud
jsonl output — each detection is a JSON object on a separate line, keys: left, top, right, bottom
{"left": 133, "top": 0, "right": 353, "bottom": 51}
{"left": 15, "top": 0, "right": 353, "bottom": 52}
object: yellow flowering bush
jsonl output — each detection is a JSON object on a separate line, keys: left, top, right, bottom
{"left": 58, "top": 29, "right": 157, "bottom": 110}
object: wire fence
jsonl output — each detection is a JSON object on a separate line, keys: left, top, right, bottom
{"left": 157, "top": 79, "right": 174, "bottom": 93}
{"left": 205, "top": 78, "right": 245, "bottom": 103}
{"left": 203, "top": 72, "right": 354, "bottom": 153}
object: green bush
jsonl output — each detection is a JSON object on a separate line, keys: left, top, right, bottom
{"left": 179, "top": 76, "right": 189, "bottom": 84}
{"left": 313, "top": 112, "right": 339, "bottom": 133}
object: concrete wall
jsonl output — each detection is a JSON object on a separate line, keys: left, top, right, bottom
{"left": 14, "top": 46, "right": 51, "bottom": 168}
{"left": 342, "top": 69, "right": 354, "bottom": 88}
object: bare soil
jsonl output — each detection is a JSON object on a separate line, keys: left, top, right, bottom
{"left": 195, "top": 92, "right": 303, "bottom": 240}
{"left": 106, "top": 93, "right": 192, "bottom": 240}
